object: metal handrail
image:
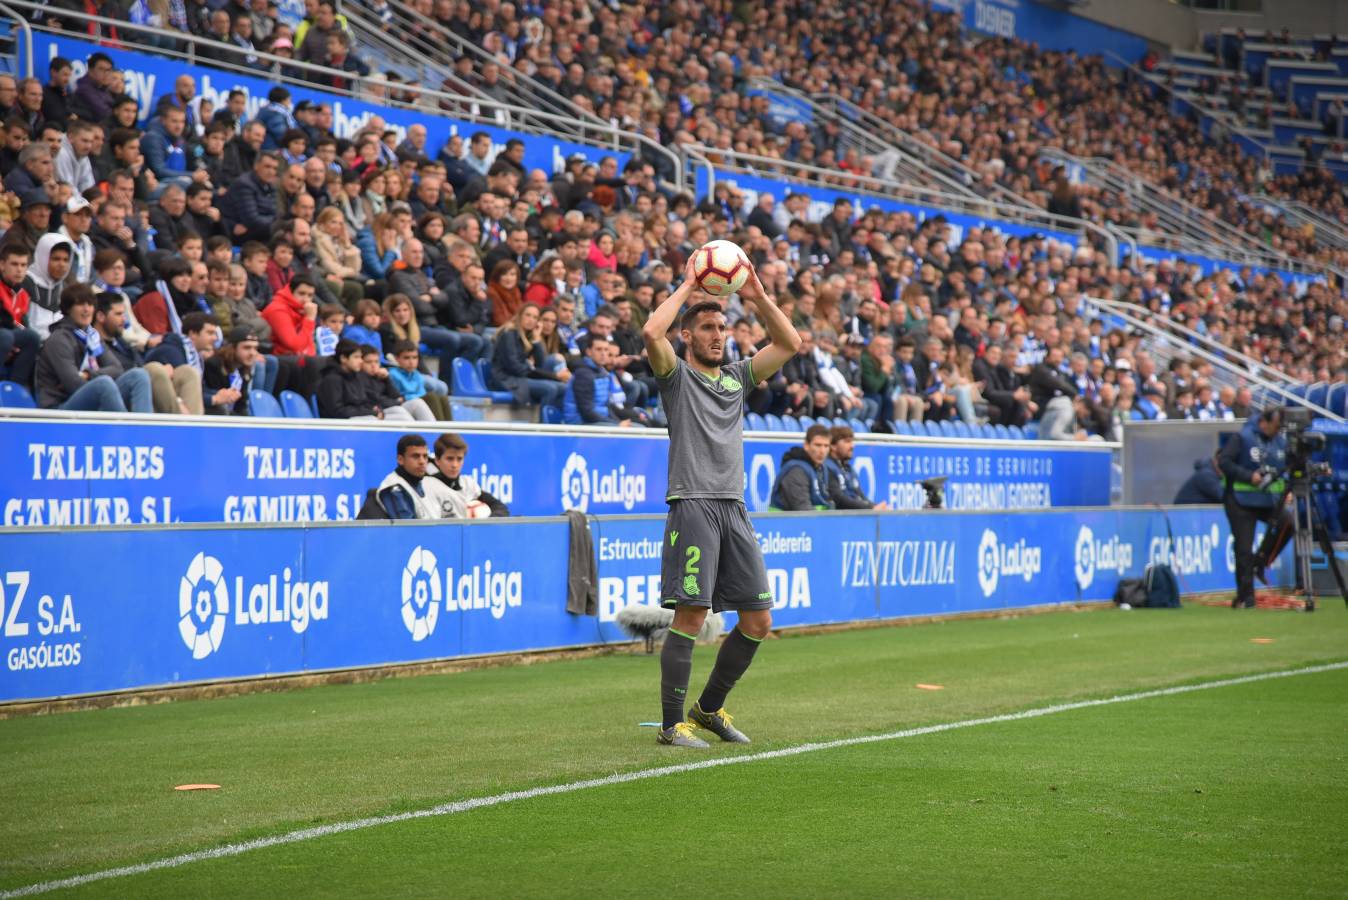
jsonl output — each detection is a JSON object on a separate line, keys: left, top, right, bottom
{"left": 1088, "top": 294, "right": 1298, "bottom": 389}
{"left": 8, "top": 2, "right": 683, "bottom": 189}
{"left": 810, "top": 90, "right": 1045, "bottom": 214}
{"left": 376, "top": 0, "right": 606, "bottom": 134}
{"left": 688, "top": 144, "right": 1121, "bottom": 263}
{"left": 0, "top": 1, "right": 33, "bottom": 78}
{"left": 1253, "top": 195, "right": 1348, "bottom": 251}
{"left": 1083, "top": 296, "right": 1342, "bottom": 421}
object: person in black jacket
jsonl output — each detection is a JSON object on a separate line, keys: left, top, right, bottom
{"left": 221, "top": 121, "right": 265, "bottom": 186}
{"left": 780, "top": 329, "right": 836, "bottom": 418}
{"left": 972, "top": 343, "right": 1030, "bottom": 426}
{"left": 203, "top": 326, "right": 260, "bottom": 416}
{"left": 489, "top": 303, "right": 568, "bottom": 409}
{"left": 221, "top": 151, "right": 279, "bottom": 245}
{"left": 1027, "top": 345, "right": 1080, "bottom": 440}
{"left": 317, "top": 340, "right": 376, "bottom": 419}
{"left": 33, "top": 284, "right": 153, "bottom": 412}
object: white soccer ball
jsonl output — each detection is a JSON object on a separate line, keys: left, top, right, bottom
{"left": 691, "top": 239, "right": 750, "bottom": 297}
{"left": 465, "top": 500, "right": 492, "bottom": 519}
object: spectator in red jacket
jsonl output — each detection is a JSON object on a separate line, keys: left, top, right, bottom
{"left": 0, "top": 243, "right": 40, "bottom": 388}
{"left": 261, "top": 274, "right": 319, "bottom": 356}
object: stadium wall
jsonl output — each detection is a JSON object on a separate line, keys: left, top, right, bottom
{"left": 0, "top": 506, "right": 1282, "bottom": 704}
{"left": 0, "top": 414, "right": 1113, "bottom": 525}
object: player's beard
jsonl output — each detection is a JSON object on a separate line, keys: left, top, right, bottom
{"left": 690, "top": 338, "right": 723, "bottom": 369}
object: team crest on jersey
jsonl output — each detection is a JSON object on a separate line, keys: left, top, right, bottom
{"left": 720, "top": 375, "right": 742, "bottom": 391}
{"left": 683, "top": 574, "right": 700, "bottom": 596}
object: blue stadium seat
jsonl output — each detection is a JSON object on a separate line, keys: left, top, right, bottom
{"left": 451, "top": 403, "right": 485, "bottom": 421}
{"left": 952, "top": 421, "right": 972, "bottom": 439}
{"left": 452, "top": 357, "right": 512, "bottom": 403}
{"left": 1327, "top": 383, "right": 1347, "bottom": 417}
{"left": 938, "top": 419, "right": 957, "bottom": 438}
{"left": 0, "top": 381, "right": 36, "bottom": 408}
{"left": 746, "top": 412, "right": 768, "bottom": 431}
{"left": 249, "top": 390, "right": 284, "bottom": 418}
{"left": 848, "top": 418, "right": 868, "bottom": 433}
{"left": 993, "top": 423, "right": 1010, "bottom": 440}
{"left": 1306, "top": 382, "right": 1328, "bottom": 410}
{"left": 309, "top": 394, "right": 321, "bottom": 417}
{"left": 924, "top": 420, "right": 943, "bottom": 438}
{"left": 279, "top": 390, "right": 312, "bottom": 419}
{"left": 1007, "top": 425, "right": 1025, "bottom": 440}
{"left": 1022, "top": 422, "right": 1040, "bottom": 440}
{"left": 765, "top": 414, "right": 786, "bottom": 432}
{"left": 539, "top": 404, "right": 562, "bottom": 424}
{"left": 797, "top": 415, "right": 816, "bottom": 431}
{"left": 890, "top": 420, "right": 911, "bottom": 435}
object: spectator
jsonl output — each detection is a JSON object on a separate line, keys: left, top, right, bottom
{"left": 134, "top": 257, "right": 203, "bottom": 336}
{"left": 364, "top": 434, "right": 440, "bottom": 520}
{"left": 356, "top": 211, "right": 399, "bottom": 285}
{"left": 5, "top": 189, "right": 55, "bottom": 257}
{"left": 22, "top": 233, "right": 73, "bottom": 341}
{"left": 54, "top": 119, "right": 96, "bottom": 195}
{"left": 769, "top": 424, "right": 836, "bottom": 511}
{"left": 260, "top": 274, "right": 318, "bottom": 357}
{"left": 144, "top": 310, "right": 230, "bottom": 415}
{"left": 296, "top": 1, "right": 346, "bottom": 68}
{"left": 257, "top": 86, "right": 297, "bottom": 152}
{"left": 487, "top": 259, "right": 523, "bottom": 327}
{"left": 342, "top": 299, "right": 383, "bottom": 347}
{"left": 221, "top": 151, "right": 279, "bottom": 244}
{"left": 425, "top": 432, "right": 510, "bottom": 518}
{"left": 825, "top": 425, "right": 887, "bottom": 510}
{"left": 313, "top": 205, "right": 365, "bottom": 308}
{"left": 4, "top": 144, "right": 55, "bottom": 199}
{"left": 70, "top": 53, "right": 114, "bottom": 124}
{"left": 222, "top": 120, "right": 265, "bottom": 184}
{"left": 386, "top": 339, "right": 449, "bottom": 421}
{"left": 313, "top": 303, "right": 346, "bottom": 356}
{"left": 93, "top": 289, "right": 199, "bottom": 416}
{"left": 148, "top": 185, "right": 194, "bottom": 253}
{"left": 0, "top": 244, "right": 40, "bottom": 387}
{"left": 523, "top": 254, "right": 563, "bottom": 306}
{"left": 57, "top": 195, "right": 95, "bottom": 284}
{"left": 42, "top": 57, "right": 73, "bottom": 126}
{"left": 34, "top": 284, "right": 153, "bottom": 412}
{"left": 490, "top": 302, "right": 569, "bottom": 411}
{"left": 561, "top": 333, "right": 629, "bottom": 426}
{"left": 1028, "top": 346, "right": 1083, "bottom": 441}
{"left": 223, "top": 262, "right": 272, "bottom": 348}
{"left": 142, "top": 106, "right": 197, "bottom": 191}
{"left": 360, "top": 343, "right": 434, "bottom": 421}
{"left": 318, "top": 338, "right": 377, "bottom": 419}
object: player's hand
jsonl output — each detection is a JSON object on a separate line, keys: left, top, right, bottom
{"left": 740, "top": 265, "right": 768, "bottom": 303}
{"left": 681, "top": 252, "right": 698, "bottom": 286}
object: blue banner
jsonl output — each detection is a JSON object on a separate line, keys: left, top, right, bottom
{"left": 745, "top": 88, "right": 814, "bottom": 128}
{"left": 695, "top": 168, "right": 1085, "bottom": 254}
{"left": 26, "top": 34, "right": 628, "bottom": 176}
{"left": 0, "top": 506, "right": 1288, "bottom": 703}
{"left": 946, "top": 0, "right": 1149, "bottom": 67}
{"left": 0, "top": 416, "right": 1112, "bottom": 526}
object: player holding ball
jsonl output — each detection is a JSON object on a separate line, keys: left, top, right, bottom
{"left": 641, "top": 243, "right": 802, "bottom": 748}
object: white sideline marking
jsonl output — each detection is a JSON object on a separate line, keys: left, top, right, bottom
{"left": 5, "top": 661, "right": 1345, "bottom": 898}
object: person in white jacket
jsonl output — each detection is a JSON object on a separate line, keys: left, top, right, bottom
{"left": 54, "top": 122, "right": 96, "bottom": 195}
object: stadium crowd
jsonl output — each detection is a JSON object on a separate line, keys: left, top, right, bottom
{"left": 0, "top": 17, "right": 1344, "bottom": 433}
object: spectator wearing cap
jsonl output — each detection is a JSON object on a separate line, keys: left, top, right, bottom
{"left": 57, "top": 195, "right": 95, "bottom": 284}
{"left": 93, "top": 289, "right": 201, "bottom": 415}
{"left": 22, "top": 233, "right": 73, "bottom": 341}
{"left": 0, "top": 244, "right": 39, "bottom": 388}
{"left": 203, "top": 325, "right": 260, "bottom": 415}
{"left": 53, "top": 120, "right": 96, "bottom": 195}
{"left": 221, "top": 151, "right": 280, "bottom": 244}
{"left": 4, "top": 188, "right": 53, "bottom": 256}
{"left": 35, "top": 283, "right": 153, "bottom": 413}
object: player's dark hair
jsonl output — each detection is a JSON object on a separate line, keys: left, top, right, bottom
{"left": 829, "top": 425, "right": 854, "bottom": 444}
{"left": 434, "top": 433, "right": 468, "bottom": 456}
{"left": 805, "top": 424, "right": 831, "bottom": 444}
{"left": 680, "top": 301, "right": 723, "bottom": 331}
{"left": 396, "top": 434, "right": 426, "bottom": 456}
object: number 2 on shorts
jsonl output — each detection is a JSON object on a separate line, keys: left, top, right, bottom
{"left": 685, "top": 546, "right": 701, "bottom": 574}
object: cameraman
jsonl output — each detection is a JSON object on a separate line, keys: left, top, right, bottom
{"left": 1218, "top": 407, "right": 1293, "bottom": 608}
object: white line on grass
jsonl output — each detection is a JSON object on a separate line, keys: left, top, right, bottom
{"left": 6, "top": 660, "right": 1346, "bottom": 898}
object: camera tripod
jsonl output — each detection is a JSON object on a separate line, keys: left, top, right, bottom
{"left": 1282, "top": 477, "right": 1348, "bottom": 613}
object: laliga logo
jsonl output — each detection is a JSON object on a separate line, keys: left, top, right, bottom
{"left": 1074, "top": 525, "right": 1134, "bottom": 589}
{"left": 976, "top": 528, "right": 1042, "bottom": 598}
{"left": 401, "top": 545, "right": 441, "bottom": 641}
{"left": 179, "top": 552, "right": 228, "bottom": 660}
{"left": 177, "top": 551, "right": 329, "bottom": 659}
{"left": 560, "top": 452, "right": 590, "bottom": 512}
{"left": 559, "top": 451, "right": 647, "bottom": 512}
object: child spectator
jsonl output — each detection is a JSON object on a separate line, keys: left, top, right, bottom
{"left": 342, "top": 298, "right": 382, "bottom": 347}
{"left": 359, "top": 343, "right": 433, "bottom": 421}
{"left": 388, "top": 339, "right": 450, "bottom": 420}
{"left": 314, "top": 303, "right": 345, "bottom": 356}
{"left": 225, "top": 263, "right": 272, "bottom": 349}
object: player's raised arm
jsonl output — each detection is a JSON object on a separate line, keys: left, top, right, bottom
{"left": 740, "top": 264, "right": 801, "bottom": 382}
{"left": 641, "top": 256, "right": 698, "bottom": 379}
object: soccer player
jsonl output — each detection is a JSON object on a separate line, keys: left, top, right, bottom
{"left": 641, "top": 255, "right": 801, "bottom": 747}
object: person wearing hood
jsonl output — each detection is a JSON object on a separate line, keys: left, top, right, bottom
{"left": 21, "top": 232, "right": 73, "bottom": 341}
{"left": 34, "top": 283, "right": 153, "bottom": 412}
{"left": 769, "top": 424, "right": 836, "bottom": 511}
{"left": 260, "top": 274, "right": 319, "bottom": 357}
{"left": 134, "top": 257, "right": 209, "bottom": 336}
{"left": 58, "top": 195, "right": 96, "bottom": 285}
{"left": 0, "top": 244, "right": 40, "bottom": 388}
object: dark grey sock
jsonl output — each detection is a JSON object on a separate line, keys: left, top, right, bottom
{"left": 696, "top": 628, "right": 761, "bottom": 713}
{"left": 660, "top": 629, "right": 697, "bottom": 730}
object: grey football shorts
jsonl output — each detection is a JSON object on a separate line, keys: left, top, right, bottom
{"left": 660, "top": 499, "right": 773, "bottom": 613}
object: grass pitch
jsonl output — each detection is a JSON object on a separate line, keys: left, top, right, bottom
{"left": 2, "top": 603, "right": 1346, "bottom": 898}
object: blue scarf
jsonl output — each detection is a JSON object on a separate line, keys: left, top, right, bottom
{"left": 74, "top": 326, "right": 104, "bottom": 372}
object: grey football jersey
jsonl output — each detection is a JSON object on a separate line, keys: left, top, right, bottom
{"left": 657, "top": 357, "right": 753, "bottom": 501}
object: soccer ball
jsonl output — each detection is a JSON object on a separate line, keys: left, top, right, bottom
{"left": 465, "top": 500, "right": 492, "bottom": 519}
{"left": 691, "top": 240, "right": 750, "bottom": 297}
